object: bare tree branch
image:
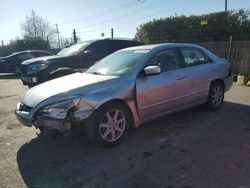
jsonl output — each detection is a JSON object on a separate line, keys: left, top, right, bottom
{"left": 20, "top": 10, "right": 57, "bottom": 46}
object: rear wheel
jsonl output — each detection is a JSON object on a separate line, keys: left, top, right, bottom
{"left": 206, "top": 81, "right": 224, "bottom": 110}
{"left": 86, "top": 101, "right": 131, "bottom": 147}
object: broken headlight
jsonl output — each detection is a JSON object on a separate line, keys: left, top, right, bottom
{"left": 40, "top": 97, "right": 80, "bottom": 119}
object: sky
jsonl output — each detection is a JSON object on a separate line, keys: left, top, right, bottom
{"left": 0, "top": 0, "right": 249, "bottom": 46}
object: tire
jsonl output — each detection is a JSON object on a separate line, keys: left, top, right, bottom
{"left": 206, "top": 81, "right": 224, "bottom": 110}
{"left": 86, "top": 101, "right": 131, "bottom": 147}
{"left": 37, "top": 127, "right": 59, "bottom": 137}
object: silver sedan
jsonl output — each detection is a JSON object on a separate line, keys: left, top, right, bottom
{"left": 16, "top": 43, "right": 233, "bottom": 147}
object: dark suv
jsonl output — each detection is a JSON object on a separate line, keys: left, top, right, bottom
{"left": 21, "top": 38, "right": 143, "bottom": 87}
{"left": 0, "top": 50, "right": 53, "bottom": 75}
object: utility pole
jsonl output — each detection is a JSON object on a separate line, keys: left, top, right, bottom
{"left": 111, "top": 28, "right": 114, "bottom": 39}
{"left": 1, "top": 40, "right": 4, "bottom": 47}
{"left": 73, "top": 29, "right": 77, "bottom": 44}
{"left": 46, "top": 36, "right": 49, "bottom": 46}
{"left": 55, "top": 24, "right": 61, "bottom": 49}
{"left": 225, "top": 0, "right": 228, "bottom": 12}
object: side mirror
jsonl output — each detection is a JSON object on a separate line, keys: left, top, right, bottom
{"left": 144, "top": 65, "right": 161, "bottom": 76}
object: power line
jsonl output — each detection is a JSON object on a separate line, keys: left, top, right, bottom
{"left": 131, "top": 0, "right": 200, "bottom": 24}
{"left": 61, "top": 0, "right": 205, "bottom": 40}
{"left": 129, "top": 0, "right": 200, "bottom": 31}
{"left": 73, "top": 0, "right": 171, "bottom": 31}
{"left": 60, "top": 0, "right": 143, "bottom": 25}
{"left": 75, "top": 0, "right": 199, "bottom": 33}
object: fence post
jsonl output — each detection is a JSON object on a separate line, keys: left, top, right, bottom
{"left": 227, "top": 35, "right": 233, "bottom": 61}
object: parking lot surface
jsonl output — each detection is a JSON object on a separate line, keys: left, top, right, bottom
{"left": 0, "top": 75, "right": 250, "bottom": 188}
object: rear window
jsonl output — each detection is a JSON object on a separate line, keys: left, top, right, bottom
{"left": 180, "top": 48, "right": 209, "bottom": 67}
{"left": 33, "top": 52, "right": 52, "bottom": 57}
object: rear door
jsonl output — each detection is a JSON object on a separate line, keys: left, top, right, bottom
{"left": 136, "top": 48, "right": 189, "bottom": 120}
{"left": 179, "top": 47, "right": 216, "bottom": 103}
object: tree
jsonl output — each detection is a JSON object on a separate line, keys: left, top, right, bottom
{"left": 60, "top": 37, "right": 72, "bottom": 48}
{"left": 135, "top": 9, "right": 250, "bottom": 44}
{"left": 0, "top": 37, "right": 50, "bottom": 56}
{"left": 21, "top": 10, "right": 57, "bottom": 47}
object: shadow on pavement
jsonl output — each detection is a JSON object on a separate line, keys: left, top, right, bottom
{"left": 16, "top": 102, "right": 250, "bottom": 188}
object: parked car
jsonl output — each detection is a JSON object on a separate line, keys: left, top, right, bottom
{"left": 0, "top": 50, "right": 53, "bottom": 75}
{"left": 16, "top": 43, "right": 233, "bottom": 147}
{"left": 20, "top": 38, "right": 144, "bottom": 87}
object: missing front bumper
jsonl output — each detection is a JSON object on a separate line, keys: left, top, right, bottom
{"left": 34, "top": 118, "right": 71, "bottom": 133}
{"left": 16, "top": 103, "right": 94, "bottom": 133}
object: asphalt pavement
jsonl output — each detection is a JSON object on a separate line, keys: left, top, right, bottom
{"left": 0, "top": 76, "right": 250, "bottom": 188}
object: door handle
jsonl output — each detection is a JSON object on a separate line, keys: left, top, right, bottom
{"left": 176, "top": 75, "right": 185, "bottom": 80}
{"left": 209, "top": 67, "right": 213, "bottom": 72}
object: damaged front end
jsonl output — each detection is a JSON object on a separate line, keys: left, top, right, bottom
{"left": 34, "top": 118, "right": 71, "bottom": 133}
{"left": 31, "top": 96, "right": 94, "bottom": 133}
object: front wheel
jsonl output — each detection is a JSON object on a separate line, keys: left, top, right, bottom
{"left": 86, "top": 101, "right": 131, "bottom": 147}
{"left": 206, "top": 81, "right": 224, "bottom": 110}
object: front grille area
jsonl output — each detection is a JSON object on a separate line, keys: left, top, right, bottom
{"left": 21, "top": 64, "right": 29, "bottom": 76}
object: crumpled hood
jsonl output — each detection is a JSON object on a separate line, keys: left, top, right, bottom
{"left": 21, "top": 72, "right": 118, "bottom": 107}
{"left": 21, "top": 55, "right": 64, "bottom": 65}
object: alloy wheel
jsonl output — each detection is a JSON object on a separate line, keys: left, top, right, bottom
{"left": 211, "top": 85, "right": 223, "bottom": 107}
{"left": 98, "top": 109, "right": 126, "bottom": 142}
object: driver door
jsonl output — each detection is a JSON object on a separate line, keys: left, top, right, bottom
{"left": 136, "top": 48, "right": 189, "bottom": 120}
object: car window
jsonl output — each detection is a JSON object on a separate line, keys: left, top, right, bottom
{"left": 86, "top": 49, "right": 149, "bottom": 76}
{"left": 57, "top": 43, "right": 89, "bottom": 56}
{"left": 18, "top": 53, "right": 35, "bottom": 61}
{"left": 33, "top": 52, "right": 52, "bottom": 57}
{"left": 147, "top": 48, "right": 180, "bottom": 72}
{"left": 180, "top": 48, "right": 208, "bottom": 67}
{"left": 85, "top": 41, "right": 107, "bottom": 57}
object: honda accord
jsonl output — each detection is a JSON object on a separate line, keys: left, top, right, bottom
{"left": 16, "top": 43, "right": 233, "bottom": 147}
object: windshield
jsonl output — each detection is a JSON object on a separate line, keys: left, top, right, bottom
{"left": 86, "top": 49, "right": 149, "bottom": 76}
{"left": 57, "top": 43, "right": 89, "bottom": 56}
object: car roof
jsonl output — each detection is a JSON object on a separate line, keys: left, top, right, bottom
{"left": 11, "top": 50, "right": 52, "bottom": 56}
{"left": 121, "top": 43, "right": 203, "bottom": 51}
{"left": 79, "top": 38, "right": 143, "bottom": 44}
